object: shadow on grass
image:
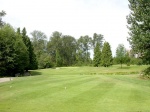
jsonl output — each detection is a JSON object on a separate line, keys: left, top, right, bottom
{"left": 30, "top": 71, "right": 42, "bottom": 76}
{"left": 117, "top": 66, "right": 131, "bottom": 69}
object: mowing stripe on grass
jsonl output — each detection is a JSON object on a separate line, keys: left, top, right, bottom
{"left": 0, "top": 72, "right": 150, "bottom": 112}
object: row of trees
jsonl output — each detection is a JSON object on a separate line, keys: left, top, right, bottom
{"left": 1, "top": 0, "right": 150, "bottom": 77}
{"left": 1, "top": 10, "right": 126, "bottom": 77}
{"left": 93, "top": 42, "right": 113, "bottom": 67}
{"left": 30, "top": 29, "right": 141, "bottom": 69}
{"left": 30, "top": 31, "right": 104, "bottom": 68}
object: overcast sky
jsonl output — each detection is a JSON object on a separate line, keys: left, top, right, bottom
{"left": 0, "top": 0, "right": 130, "bottom": 56}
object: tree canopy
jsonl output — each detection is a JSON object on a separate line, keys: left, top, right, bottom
{"left": 127, "top": 0, "right": 150, "bottom": 64}
{"left": 116, "top": 44, "right": 126, "bottom": 68}
{"left": 0, "top": 10, "right": 6, "bottom": 27}
{"left": 0, "top": 25, "right": 29, "bottom": 76}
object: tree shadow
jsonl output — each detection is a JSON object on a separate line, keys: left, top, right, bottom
{"left": 29, "top": 71, "right": 42, "bottom": 76}
{"left": 117, "top": 66, "right": 130, "bottom": 69}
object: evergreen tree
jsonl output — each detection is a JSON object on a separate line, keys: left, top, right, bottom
{"left": 101, "top": 42, "right": 113, "bottom": 67}
{"left": 14, "top": 34, "right": 29, "bottom": 74}
{"left": 56, "top": 50, "right": 62, "bottom": 67}
{"left": 0, "top": 25, "right": 29, "bottom": 76}
{"left": 21, "top": 28, "right": 38, "bottom": 70}
{"left": 93, "top": 42, "right": 101, "bottom": 67}
{"left": 28, "top": 40, "right": 38, "bottom": 69}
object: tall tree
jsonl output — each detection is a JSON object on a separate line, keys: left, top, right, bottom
{"left": 47, "top": 31, "right": 62, "bottom": 66}
{"left": 31, "top": 30, "right": 47, "bottom": 54}
{"left": 127, "top": 0, "right": 150, "bottom": 64}
{"left": 0, "top": 25, "right": 29, "bottom": 76}
{"left": 125, "top": 51, "right": 131, "bottom": 66}
{"left": 93, "top": 42, "right": 101, "bottom": 67}
{"left": 21, "top": 28, "right": 38, "bottom": 70}
{"left": 116, "top": 44, "right": 126, "bottom": 68}
{"left": 101, "top": 42, "right": 113, "bottom": 67}
{"left": 92, "top": 33, "right": 103, "bottom": 48}
{"left": 77, "top": 35, "right": 92, "bottom": 65}
{"left": 61, "top": 35, "right": 76, "bottom": 66}
{"left": 0, "top": 10, "right": 6, "bottom": 27}
{"left": 31, "top": 30, "right": 48, "bottom": 68}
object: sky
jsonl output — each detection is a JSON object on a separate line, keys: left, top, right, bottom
{"left": 0, "top": 0, "right": 130, "bottom": 56}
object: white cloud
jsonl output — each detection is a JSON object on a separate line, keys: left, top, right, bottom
{"left": 0, "top": 0, "right": 130, "bottom": 56}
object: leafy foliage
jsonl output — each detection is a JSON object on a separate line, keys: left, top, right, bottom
{"left": 142, "top": 67, "right": 150, "bottom": 78}
{"left": 116, "top": 44, "right": 126, "bottom": 68}
{"left": 125, "top": 51, "right": 131, "bottom": 66}
{"left": 0, "top": 25, "right": 29, "bottom": 76}
{"left": 76, "top": 35, "right": 92, "bottom": 65}
{"left": 92, "top": 33, "right": 103, "bottom": 48}
{"left": 127, "top": 0, "right": 150, "bottom": 64}
{"left": 31, "top": 30, "right": 48, "bottom": 69}
{"left": 60, "top": 35, "right": 76, "bottom": 66}
{"left": 0, "top": 10, "right": 6, "bottom": 27}
{"left": 127, "top": 0, "right": 150, "bottom": 75}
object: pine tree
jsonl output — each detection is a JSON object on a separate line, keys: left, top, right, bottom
{"left": 93, "top": 43, "right": 101, "bottom": 67}
{"left": 28, "top": 40, "right": 38, "bottom": 69}
{"left": 56, "top": 49, "right": 62, "bottom": 67}
{"left": 21, "top": 27, "right": 38, "bottom": 71}
{"left": 101, "top": 42, "right": 113, "bottom": 67}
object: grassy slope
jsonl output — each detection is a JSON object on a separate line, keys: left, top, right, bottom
{"left": 0, "top": 65, "right": 150, "bottom": 112}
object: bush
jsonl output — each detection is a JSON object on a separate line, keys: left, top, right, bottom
{"left": 143, "top": 67, "right": 150, "bottom": 78}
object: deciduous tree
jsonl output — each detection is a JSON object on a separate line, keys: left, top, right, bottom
{"left": 0, "top": 10, "right": 6, "bottom": 27}
{"left": 116, "top": 44, "right": 126, "bottom": 68}
{"left": 127, "top": 0, "right": 150, "bottom": 64}
{"left": 31, "top": 30, "right": 47, "bottom": 68}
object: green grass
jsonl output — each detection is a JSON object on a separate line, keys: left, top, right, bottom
{"left": 32, "top": 65, "right": 148, "bottom": 75}
{"left": 0, "top": 65, "right": 150, "bottom": 112}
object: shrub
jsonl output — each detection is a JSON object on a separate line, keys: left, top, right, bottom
{"left": 143, "top": 67, "right": 150, "bottom": 78}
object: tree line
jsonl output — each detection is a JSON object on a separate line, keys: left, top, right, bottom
{"left": 30, "top": 30, "right": 141, "bottom": 68}
{"left": 1, "top": 0, "right": 150, "bottom": 78}
{"left": 0, "top": 23, "right": 140, "bottom": 77}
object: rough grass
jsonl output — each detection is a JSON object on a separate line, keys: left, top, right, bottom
{"left": 0, "top": 65, "right": 150, "bottom": 112}
{"left": 32, "top": 65, "right": 148, "bottom": 75}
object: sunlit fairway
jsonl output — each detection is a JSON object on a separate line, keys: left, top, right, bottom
{"left": 0, "top": 65, "right": 150, "bottom": 112}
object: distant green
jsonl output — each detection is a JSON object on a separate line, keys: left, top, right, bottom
{"left": 0, "top": 65, "right": 150, "bottom": 112}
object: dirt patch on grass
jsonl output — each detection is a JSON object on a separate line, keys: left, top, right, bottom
{"left": 0, "top": 77, "right": 13, "bottom": 83}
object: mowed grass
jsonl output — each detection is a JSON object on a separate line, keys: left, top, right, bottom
{"left": 0, "top": 65, "right": 150, "bottom": 112}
